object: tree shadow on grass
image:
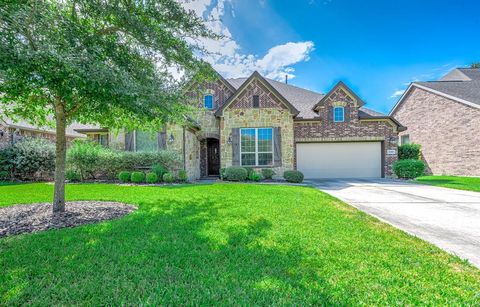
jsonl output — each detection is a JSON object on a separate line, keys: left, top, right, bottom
{"left": 0, "top": 197, "right": 338, "bottom": 305}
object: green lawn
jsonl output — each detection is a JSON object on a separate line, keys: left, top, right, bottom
{"left": 1, "top": 183, "right": 479, "bottom": 305}
{"left": 417, "top": 176, "right": 480, "bottom": 192}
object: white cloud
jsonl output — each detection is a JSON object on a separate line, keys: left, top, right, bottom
{"left": 389, "top": 90, "right": 405, "bottom": 99}
{"left": 179, "top": 0, "right": 314, "bottom": 81}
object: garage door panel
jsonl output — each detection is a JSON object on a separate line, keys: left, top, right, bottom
{"left": 296, "top": 142, "right": 382, "bottom": 179}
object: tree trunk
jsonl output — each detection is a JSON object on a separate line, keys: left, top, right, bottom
{"left": 53, "top": 101, "right": 67, "bottom": 213}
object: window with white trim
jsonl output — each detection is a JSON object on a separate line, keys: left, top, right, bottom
{"left": 333, "top": 106, "right": 345, "bottom": 122}
{"left": 204, "top": 95, "right": 214, "bottom": 109}
{"left": 240, "top": 128, "right": 273, "bottom": 166}
{"left": 401, "top": 134, "right": 410, "bottom": 145}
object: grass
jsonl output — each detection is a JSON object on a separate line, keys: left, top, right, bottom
{"left": 1, "top": 183, "right": 480, "bottom": 305}
{"left": 416, "top": 176, "right": 480, "bottom": 192}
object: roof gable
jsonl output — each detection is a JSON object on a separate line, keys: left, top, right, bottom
{"left": 312, "top": 81, "right": 365, "bottom": 111}
{"left": 215, "top": 71, "right": 299, "bottom": 116}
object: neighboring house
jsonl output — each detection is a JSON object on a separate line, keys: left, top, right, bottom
{"left": 75, "top": 71, "right": 405, "bottom": 180}
{"left": 390, "top": 68, "right": 480, "bottom": 176}
{"left": 0, "top": 117, "right": 87, "bottom": 148}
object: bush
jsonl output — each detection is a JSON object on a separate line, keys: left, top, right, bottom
{"left": 283, "top": 170, "right": 304, "bottom": 183}
{"left": 261, "top": 169, "right": 275, "bottom": 180}
{"left": 67, "top": 140, "right": 103, "bottom": 180}
{"left": 146, "top": 172, "right": 158, "bottom": 184}
{"left": 152, "top": 164, "right": 168, "bottom": 181}
{"left": 393, "top": 159, "right": 425, "bottom": 179}
{"left": 248, "top": 170, "right": 263, "bottom": 182}
{"left": 224, "top": 166, "right": 248, "bottom": 181}
{"left": 244, "top": 167, "right": 254, "bottom": 179}
{"left": 1, "top": 137, "right": 55, "bottom": 181}
{"left": 219, "top": 168, "right": 226, "bottom": 180}
{"left": 66, "top": 170, "right": 81, "bottom": 182}
{"left": 163, "top": 172, "right": 174, "bottom": 183}
{"left": 0, "top": 170, "right": 9, "bottom": 181}
{"left": 398, "top": 143, "right": 421, "bottom": 160}
{"left": 131, "top": 172, "right": 145, "bottom": 183}
{"left": 118, "top": 171, "right": 131, "bottom": 183}
{"left": 178, "top": 170, "right": 188, "bottom": 182}
{"left": 96, "top": 150, "right": 181, "bottom": 180}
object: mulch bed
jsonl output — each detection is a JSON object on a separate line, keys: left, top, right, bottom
{"left": 0, "top": 201, "right": 137, "bottom": 238}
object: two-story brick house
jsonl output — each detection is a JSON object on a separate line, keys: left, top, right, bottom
{"left": 75, "top": 71, "right": 405, "bottom": 180}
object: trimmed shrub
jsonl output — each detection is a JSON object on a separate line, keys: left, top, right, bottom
{"left": 146, "top": 172, "right": 158, "bottom": 184}
{"left": 131, "top": 172, "right": 145, "bottom": 183}
{"left": 219, "top": 168, "right": 226, "bottom": 180}
{"left": 283, "top": 170, "right": 304, "bottom": 183}
{"left": 178, "top": 170, "right": 188, "bottom": 182}
{"left": 398, "top": 143, "right": 421, "bottom": 160}
{"left": 244, "top": 167, "right": 255, "bottom": 179}
{"left": 1, "top": 137, "right": 55, "bottom": 181}
{"left": 118, "top": 171, "right": 131, "bottom": 183}
{"left": 224, "top": 166, "right": 248, "bottom": 181}
{"left": 261, "top": 168, "right": 275, "bottom": 180}
{"left": 66, "top": 170, "right": 81, "bottom": 182}
{"left": 152, "top": 164, "right": 168, "bottom": 181}
{"left": 163, "top": 172, "right": 175, "bottom": 183}
{"left": 97, "top": 150, "right": 181, "bottom": 180}
{"left": 248, "top": 170, "right": 263, "bottom": 182}
{"left": 393, "top": 159, "right": 425, "bottom": 179}
{"left": 67, "top": 140, "right": 103, "bottom": 180}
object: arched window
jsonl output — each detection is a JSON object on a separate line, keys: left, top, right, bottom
{"left": 204, "top": 95, "right": 214, "bottom": 109}
{"left": 333, "top": 106, "right": 345, "bottom": 122}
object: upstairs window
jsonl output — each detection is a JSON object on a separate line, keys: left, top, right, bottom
{"left": 204, "top": 95, "right": 214, "bottom": 109}
{"left": 253, "top": 95, "right": 260, "bottom": 108}
{"left": 333, "top": 106, "right": 345, "bottom": 122}
{"left": 401, "top": 134, "right": 410, "bottom": 145}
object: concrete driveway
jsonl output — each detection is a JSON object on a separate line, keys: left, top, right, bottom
{"left": 309, "top": 179, "right": 480, "bottom": 268}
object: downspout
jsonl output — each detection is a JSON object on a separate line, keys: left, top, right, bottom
{"left": 183, "top": 127, "right": 186, "bottom": 171}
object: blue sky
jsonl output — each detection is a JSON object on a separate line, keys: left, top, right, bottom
{"left": 183, "top": 0, "right": 480, "bottom": 113}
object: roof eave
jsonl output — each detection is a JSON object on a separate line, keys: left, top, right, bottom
{"left": 215, "top": 71, "right": 300, "bottom": 117}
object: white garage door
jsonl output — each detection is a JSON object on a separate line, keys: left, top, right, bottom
{"left": 296, "top": 142, "right": 382, "bottom": 179}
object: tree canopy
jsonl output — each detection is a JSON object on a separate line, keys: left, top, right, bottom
{"left": 0, "top": 0, "right": 218, "bottom": 211}
{"left": 0, "top": 0, "right": 215, "bottom": 129}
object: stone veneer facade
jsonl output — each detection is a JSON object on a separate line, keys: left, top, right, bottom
{"left": 0, "top": 125, "right": 79, "bottom": 148}
{"left": 94, "top": 76, "right": 402, "bottom": 180}
{"left": 294, "top": 86, "right": 399, "bottom": 177}
{"left": 220, "top": 108, "right": 295, "bottom": 175}
{"left": 393, "top": 86, "right": 480, "bottom": 176}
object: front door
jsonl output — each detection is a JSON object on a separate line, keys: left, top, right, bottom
{"left": 207, "top": 139, "right": 220, "bottom": 176}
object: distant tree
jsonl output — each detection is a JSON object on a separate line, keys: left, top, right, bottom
{"left": 471, "top": 63, "right": 480, "bottom": 69}
{"left": 0, "top": 0, "right": 217, "bottom": 212}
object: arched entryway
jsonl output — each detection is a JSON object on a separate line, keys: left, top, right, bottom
{"left": 206, "top": 138, "right": 220, "bottom": 176}
{"left": 200, "top": 135, "right": 220, "bottom": 177}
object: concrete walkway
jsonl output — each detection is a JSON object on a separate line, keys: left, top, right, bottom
{"left": 309, "top": 179, "right": 480, "bottom": 268}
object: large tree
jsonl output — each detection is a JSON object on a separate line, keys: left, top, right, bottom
{"left": 0, "top": 0, "right": 216, "bottom": 212}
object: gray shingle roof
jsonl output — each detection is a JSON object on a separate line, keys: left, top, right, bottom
{"left": 226, "top": 77, "right": 388, "bottom": 119}
{"left": 440, "top": 68, "right": 480, "bottom": 81}
{"left": 0, "top": 111, "right": 89, "bottom": 138}
{"left": 358, "top": 107, "right": 385, "bottom": 117}
{"left": 227, "top": 77, "right": 326, "bottom": 119}
{"left": 415, "top": 80, "right": 480, "bottom": 106}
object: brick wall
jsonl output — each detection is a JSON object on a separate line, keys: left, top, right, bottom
{"left": 393, "top": 87, "right": 480, "bottom": 176}
{"left": 230, "top": 79, "right": 287, "bottom": 109}
{"left": 294, "top": 86, "right": 399, "bottom": 177}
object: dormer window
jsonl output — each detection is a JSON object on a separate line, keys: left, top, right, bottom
{"left": 204, "top": 95, "right": 214, "bottom": 109}
{"left": 333, "top": 106, "right": 345, "bottom": 122}
{"left": 253, "top": 95, "right": 260, "bottom": 108}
